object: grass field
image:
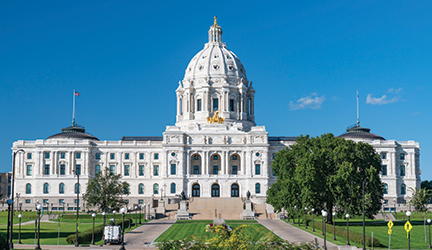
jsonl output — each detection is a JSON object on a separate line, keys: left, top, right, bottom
{"left": 155, "top": 220, "right": 277, "bottom": 242}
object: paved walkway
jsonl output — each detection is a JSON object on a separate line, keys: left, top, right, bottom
{"left": 13, "top": 219, "right": 175, "bottom": 250}
{"left": 258, "top": 219, "right": 341, "bottom": 250}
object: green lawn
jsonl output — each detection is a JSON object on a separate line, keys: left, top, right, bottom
{"left": 156, "top": 220, "right": 277, "bottom": 242}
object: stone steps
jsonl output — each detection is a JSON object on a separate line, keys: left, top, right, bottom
{"left": 189, "top": 197, "right": 244, "bottom": 220}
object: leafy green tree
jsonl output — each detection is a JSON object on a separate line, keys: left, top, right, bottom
{"left": 421, "top": 180, "right": 432, "bottom": 190}
{"left": 409, "top": 187, "right": 432, "bottom": 241}
{"left": 267, "top": 134, "right": 383, "bottom": 223}
{"left": 83, "top": 167, "right": 130, "bottom": 211}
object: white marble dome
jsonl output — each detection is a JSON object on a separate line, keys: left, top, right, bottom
{"left": 184, "top": 18, "right": 247, "bottom": 81}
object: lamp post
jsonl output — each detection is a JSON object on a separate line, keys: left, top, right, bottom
{"left": 139, "top": 205, "right": 142, "bottom": 224}
{"left": 407, "top": 211, "right": 411, "bottom": 250}
{"left": 113, "top": 210, "right": 117, "bottom": 221}
{"left": 18, "top": 213, "right": 22, "bottom": 244}
{"left": 120, "top": 207, "right": 127, "bottom": 250}
{"left": 91, "top": 213, "right": 96, "bottom": 245}
{"left": 11, "top": 149, "right": 24, "bottom": 250}
{"left": 362, "top": 178, "right": 367, "bottom": 250}
{"left": 428, "top": 219, "right": 431, "bottom": 249}
{"left": 322, "top": 211, "right": 328, "bottom": 250}
{"left": 128, "top": 207, "right": 132, "bottom": 229}
{"left": 6, "top": 199, "right": 12, "bottom": 250}
{"left": 346, "top": 213, "right": 350, "bottom": 245}
{"left": 35, "top": 203, "right": 42, "bottom": 250}
{"left": 147, "top": 202, "right": 150, "bottom": 219}
{"left": 102, "top": 212, "right": 106, "bottom": 228}
{"left": 19, "top": 200, "right": 22, "bottom": 213}
{"left": 304, "top": 207, "right": 308, "bottom": 229}
{"left": 134, "top": 206, "right": 138, "bottom": 226}
{"left": 311, "top": 208, "right": 315, "bottom": 232}
{"left": 73, "top": 167, "right": 80, "bottom": 247}
{"left": 332, "top": 212, "right": 336, "bottom": 240}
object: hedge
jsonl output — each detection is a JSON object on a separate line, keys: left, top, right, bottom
{"left": 0, "top": 233, "right": 6, "bottom": 250}
{"left": 308, "top": 220, "right": 380, "bottom": 247}
{"left": 66, "top": 218, "right": 133, "bottom": 245}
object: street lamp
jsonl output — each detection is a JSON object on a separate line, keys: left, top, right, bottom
{"left": 134, "top": 206, "right": 138, "bottom": 227}
{"left": 91, "top": 213, "right": 96, "bottom": 245}
{"left": 19, "top": 201, "right": 22, "bottom": 213}
{"left": 346, "top": 213, "right": 350, "bottom": 245}
{"left": 11, "top": 149, "right": 24, "bottom": 250}
{"left": 120, "top": 207, "right": 127, "bottom": 250}
{"left": 113, "top": 210, "right": 117, "bottom": 221}
{"left": 407, "top": 211, "right": 411, "bottom": 250}
{"left": 428, "top": 218, "right": 431, "bottom": 249}
{"left": 139, "top": 205, "right": 142, "bottom": 224}
{"left": 147, "top": 202, "right": 150, "bottom": 219}
{"left": 332, "top": 212, "right": 336, "bottom": 240}
{"left": 102, "top": 212, "right": 106, "bottom": 228}
{"left": 322, "top": 210, "right": 328, "bottom": 250}
{"left": 311, "top": 208, "right": 315, "bottom": 232}
{"left": 6, "top": 199, "right": 12, "bottom": 250}
{"left": 128, "top": 207, "right": 132, "bottom": 229}
{"left": 73, "top": 167, "right": 80, "bottom": 247}
{"left": 18, "top": 213, "right": 22, "bottom": 244}
{"left": 35, "top": 203, "right": 42, "bottom": 250}
{"left": 304, "top": 207, "right": 308, "bottom": 229}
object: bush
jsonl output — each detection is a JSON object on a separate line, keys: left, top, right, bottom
{"left": 66, "top": 218, "right": 133, "bottom": 244}
{"left": 310, "top": 220, "right": 380, "bottom": 247}
{"left": 0, "top": 233, "right": 6, "bottom": 250}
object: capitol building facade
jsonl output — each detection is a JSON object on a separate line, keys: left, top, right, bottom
{"left": 12, "top": 19, "right": 420, "bottom": 212}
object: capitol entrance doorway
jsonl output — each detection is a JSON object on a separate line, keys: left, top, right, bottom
{"left": 211, "top": 184, "right": 220, "bottom": 197}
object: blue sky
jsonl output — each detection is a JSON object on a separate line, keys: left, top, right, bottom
{"left": 1, "top": 1, "right": 431, "bottom": 179}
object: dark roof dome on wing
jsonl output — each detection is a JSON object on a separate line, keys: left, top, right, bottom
{"left": 47, "top": 124, "right": 99, "bottom": 141}
{"left": 338, "top": 125, "right": 385, "bottom": 140}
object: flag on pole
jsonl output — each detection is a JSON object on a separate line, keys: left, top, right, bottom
{"left": 74, "top": 91, "right": 80, "bottom": 96}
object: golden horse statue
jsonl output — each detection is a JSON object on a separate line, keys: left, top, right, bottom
{"left": 207, "top": 111, "right": 225, "bottom": 124}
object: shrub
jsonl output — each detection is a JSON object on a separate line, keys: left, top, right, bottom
{"left": 310, "top": 220, "right": 380, "bottom": 247}
{"left": 0, "top": 233, "right": 6, "bottom": 250}
{"left": 66, "top": 218, "right": 133, "bottom": 244}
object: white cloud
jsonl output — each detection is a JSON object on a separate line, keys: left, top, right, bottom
{"left": 366, "top": 94, "right": 398, "bottom": 105}
{"left": 388, "top": 87, "right": 402, "bottom": 94}
{"left": 289, "top": 93, "right": 325, "bottom": 111}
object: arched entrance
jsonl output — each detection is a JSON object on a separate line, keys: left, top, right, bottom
{"left": 211, "top": 184, "right": 220, "bottom": 197}
{"left": 231, "top": 184, "right": 239, "bottom": 197}
{"left": 192, "top": 184, "right": 200, "bottom": 197}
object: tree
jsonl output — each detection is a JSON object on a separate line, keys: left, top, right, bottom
{"left": 83, "top": 167, "right": 130, "bottom": 211}
{"left": 409, "top": 187, "right": 432, "bottom": 242}
{"left": 267, "top": 134, "right": 383, "bottom": 223}
{"left": 421, "top": 180, "right": 432, "bottom": 190}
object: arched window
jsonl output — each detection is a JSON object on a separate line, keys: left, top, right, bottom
{"left": 138, "top": 184, "right": 144, "bottom": 194}
{"left": 153, "top": 184, "right": 159, "bottom": 194}
{"left": 255, "top": 183, "right": 261, "bottom": 194}
{"left": 211, "top": 183, "right": 220, "bottom": 197}
{"left": 231, "top": 184, "right": 239, "bottom": 197}
{"left": 192, "top": 184, "right": 200, "bottom": 197}
{"left": 59, "top": 183, "right": 65, "bottom": 194}
{"left": 43, "top": 183, "right": 49, "bottom": 194}
{"left": 171, "top": 183, "right": 176, "bottom": 194}
{"left": 401, "top": 184, "right": 406, "bottom": 195}
{"left": 400, "top": 165, "right": 405, "bottom": 176}
{"left": 124, "top": 186, "right": 129, "bottom": 195}
{"left": 383, "top": 183, "right": 388, "bottom": 194}
{"left": 75, "top": 183, "right": 80, "bottom": 194}
{"left": 26, "top": 183, "right": 31, "bottom": 194}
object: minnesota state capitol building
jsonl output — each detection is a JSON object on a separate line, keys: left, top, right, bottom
{"left": 12, "top": 18, "right": 420, "bottom": 213}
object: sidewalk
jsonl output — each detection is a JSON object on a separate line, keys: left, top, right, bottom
{"left": 258, "top": 219, "right": 341, "bottom": 250}
{"left": 12, "top": 219, "right": 175, "bottom": 250}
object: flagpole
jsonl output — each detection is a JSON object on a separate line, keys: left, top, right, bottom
{"left": 356, "top": 89, "right": 359, "bottom": 127}
{"left": 72, "top": 89, "right": 76, "bottom": 126}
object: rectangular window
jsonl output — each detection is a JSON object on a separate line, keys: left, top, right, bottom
{"left": 110, "top": 153, "right": 115, "bottom": 160}
{"left": 213, "top": 166, "right": 218, "bottom": 175}
{"left": 124, "top": 165, "right": 130, "bottom": 176}
{"left": 154, "top": 165, "right": 159, "bottom": 176}
{"left": 400, "top": 153, "right": 405, "bottom": 160}
{"left": 44, "top": 165, "right": 50, "bottom": 175}
{"left": 138, "top": 199, "right": 144, "bottom": 204}
{"left": 76, "top": 165, "right": 81, "bottom": 175}
{"left": 59, "top": 199, "right": 64, "bottom": 204}
{"left": 60, "top": 152, "right": 65, "bottom": 159}
{"left": 194, "top": 165, "right": 199, "bottom": 174}
{"left": 381, "top": 152, "right": 387, "bottom": 160}
{"left": 382, "top": 165, "right": 387, "bottom": 176}
{"left": 95, "top": 165, "right": 101, "bottom": 175}
{"left": 27, "top": 153, "right": 32, "bottom": 159}
{"left": 171, "top": 164, "right": 176, "bottom": 175}
{"left": 60, "top": 165, "right": 65, "bottom": 175}
{"left": 26, "top": 165, "right": 32, "bottom": 176}
{"left": 125, "top": 153, "right": 130, "bottom": 160}
{"left": 139, "top": 153, "right": 144, "bottom": 160}
{"left": 25, "top": 199, "right": 31, "bottom": 204}
{"left": 154, "top": 153, "right": 159, "bottom": 160}
{"left": 139, "top": 165, "right": 144, "bottom": 176}
{"left": 8, "top": 176, "right": 11, "bottom": 183}
{"left": 400, "top": 165, "right": 405, "bottom": 176}
{"left": 229, "top": 99, "right": 235, "bottom": 111}
{"left": 255, "top": 164, "right": 261, "bottom": 175}
{"left": 76, "top": 152, "right": 81, "bottom": 159}
{"left": 74, "top": 199, "right": 80, "bottom": 204}
{"left": 213, "top": 98, "right": 219, "bottom": 111}
{"left": 197, "top": 99, "right": 202, "bottom": 111}
{"left": 43, "top": 199, "right": 49, "bottom": 204}
{"left": 110, "top": 165, "right": 115, "bottom": 174}
{"left": 232, "top": 166, "right": 238, "bottom": 175}
{"left": 45, "top": 152, "right": 50, "bottom": 159}
{"left": 95, "top": 153, "right": 101, "bottom": 160}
